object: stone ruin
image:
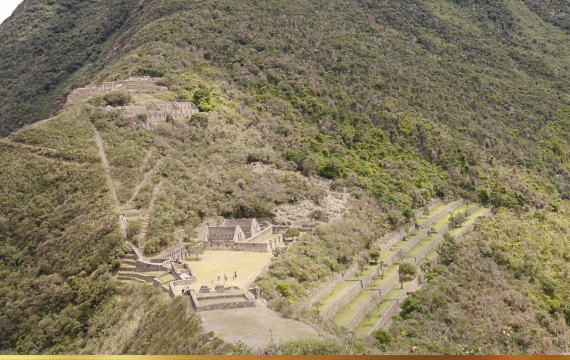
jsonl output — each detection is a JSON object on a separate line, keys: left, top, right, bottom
{"left": 68, "top": 77, "right": 200, "bottom": 130}
{"left": 119, "top": 102, "right": 199, "bottom": 129}
{"left": 198, "top": 218, "right": 287, "bottom": 253}
{"left": 68, "top": 76, "right": 168, "bottom": 99}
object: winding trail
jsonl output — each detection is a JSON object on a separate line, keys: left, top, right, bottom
{"left": 138, "top": 177, "right": 166, "bottom": 253}
{"left": 125, "top": 159, "right": 162, "bottom": 206}
{"left": 91, "top": 123, "right": 128, "bottom": 240}
{"left": 139, "top": 147, "right": 154, "bottom": 174}
{"left": 0, "top": 138, "right": 86, "bottom": 166}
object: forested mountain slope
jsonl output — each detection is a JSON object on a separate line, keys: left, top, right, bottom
{"left": 1, "top": 0, "right": 570, "bottom": 355}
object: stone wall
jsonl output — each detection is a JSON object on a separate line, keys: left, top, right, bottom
{"left": 126, "top": 241, "right": 143, "bottom": 260}
{"left": 208, "top": 226, "right": 241, "bottom": 241}
{"left": 135, "top": 260, "right": 167, "bottom": 272}
{"left": 245, "top": 255, "right": 274, "bottom": 289}
{"left": 304, "top": 263, "right": 358, "bottom": 307}
{"left": 244, "top": 225, "right": 273, "bottom": 243}
{"left": 379, "top": 230, "right": 406, "bottom": 252}
{"left": 169, "top": 282, "right": 180, "bottom": 297}
{"left": 188, "top": 291, "right": 256, "bottom": 311}
{"left": 248, "top": 286, "right": 261, "bottom": 299}
{"left": 369, "top": 276, "right": 421, "bottom": 334}
{"left": 377, "top": 272, "right": 400, "bottom": 297}
{"left": 456, "top": 208, "right": 492, "bottom": 242}
{"left": 272, "top": 226, "right": 290, "bottom": 234}
{"left": 373, "top": 300, "right": 398, "bottom": 332}
{"left": 151, "top": 244, "right": 189, "bottom": 262}
{"left": 119, "top": 272, "right": 167, "bottom": 282}
{"left": 322, "top": 281, "right": 362, "bottom": 319}
{"left": 423, "top": 199, "right": 464, "bottom": 229}
{"left": 68, "top": 77, "right": 168, "bottom": 100}
{"left": 397, "top": 228, "right": 430, "bottom": 255}
{"left": 359, "top": 265, "right": 380, "bottom": 289}
{"left": 435, "top": 222, "right": 451, "bottom": 235}
{"left": 346, "top": 290, "right": 381, "bottom": 330}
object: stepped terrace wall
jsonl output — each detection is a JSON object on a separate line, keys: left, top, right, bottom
{"left": 135, "top": 260, "right": 166, "bottom": 272}
{"left": 322, "top": 281, "right": 362, "bottom": 319}
{"left": 347, "top": 291, "right": 381, "bottom": 330}
{"left": 370, "top": 276, "right": 421, "bottom": 333}
{"left": 305, "top": 263, "right": 358, "bottom": 307}
{"left": 421, "top": 199, "right": 464, "bottom": 229}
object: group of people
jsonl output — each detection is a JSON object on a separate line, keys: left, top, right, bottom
{"left": 218, "top": 271, "right": 237, "bottom": 282}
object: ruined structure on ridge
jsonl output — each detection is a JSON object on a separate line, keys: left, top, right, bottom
{"left": 68, "top": 77, "right": 200, "bottom": 129}
{"left": 119, "top": 102, "right": 199, "bottom": 129}
{"left": 68, "top": 76, "right": 168, "bottom": 99}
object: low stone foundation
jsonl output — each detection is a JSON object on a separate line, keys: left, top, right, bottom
{"left": 188, "top": 290, "right": 256, "bottom": 311}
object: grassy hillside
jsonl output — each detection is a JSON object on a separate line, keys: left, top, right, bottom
{"left": 2, "top": 0, "right": 570, "bottom": 355}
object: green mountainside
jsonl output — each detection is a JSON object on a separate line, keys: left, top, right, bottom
{"left": 1, "top": 0, "right": 570, "bottom": 355}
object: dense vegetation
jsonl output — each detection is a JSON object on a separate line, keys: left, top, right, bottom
{"left": 2, "top": 0, "right": 570, "bottom": 354}
{"left": 386, "top": 207, "right": 570, "bottom": 355}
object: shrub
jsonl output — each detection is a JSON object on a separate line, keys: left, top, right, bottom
{"left": 400, "top": 296, "right": 424, "bottom": 319}
{"left": 275, "top": 283, "right": 292, "bottom": 299}
{"left": 102, "top": 90, "right": 132, "bottom": 106}
{"left": 372, "top": 329, "right": 393, "bottom": 345}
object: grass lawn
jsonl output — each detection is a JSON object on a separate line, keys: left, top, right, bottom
{"left": 333, "top": 291, "right": 375, "bottom": 327}
{"left": 159, "top": 274, "right": 175, "bottom": 282}
{"left": 184, "top": 250, "right": 272, "bottom": 290}
{"left": 448, "top": 207, "right": 490, "bottom": 237}
{"left": 426, "top": 249, "right": 438, "bottom": 261}
{"left": 391, "top": 240, "right": 408, "bottom": 249}
{"left": 416, "top": 201, "right": 458, "bottom": 225}
{"left": 354, "top": 300, "right": 396, "bottom": 336}
{"left": 347, "top": 265, "right": 375, "bottom": 281}
{"left": 259, "top": 233, "right": 279, "bottom": 242}
{"left": 407, "top": 235, "right": 435, "bottom": 257}
{"left": 365, "top": 264, "right": 398, "bottom": 290}
{"left": 431, "top": 204, "right": 470, "bottom": 231}
{"left": 379, "top": 249, "right": 396, "bottom": 261}
{"left": 315, "top": 281, "right": 355, "bottom": 312}
{"left": 385, "top": 279, "right": 413, "bottom": 299}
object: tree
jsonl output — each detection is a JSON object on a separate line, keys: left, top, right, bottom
{"left": 403, "top": 207, "right": 414, "bottom": 221}
{"left": 314, "top": 300, "right": 323, "bottom": 313}
{"left": 401, "top": 296, "right": 424, "bottom": 319}
{"left": 436, "top": 232, "right": 458, "bottom": 265}
{"left": 371, "top": 274, "right": 379, "bottom": 287}
{"left": 455, "top": 211, "right": 466, "bottom": 227}
{"left": 423, "top": 206, "right": 430, "bottom": 217}
{"left": 365, "top": 312, "right": 372, "bottom": 325}
{"left": 357, "top": 258, "right": 368, "bottom": 276}
{"left": 285, "top": 227, "right": 300, "bottom": 241}
{"left": 399, "top": 261, "right": 417, "bottom": 289}
{"left": 419, "top": 258, "right": 431, "bottom": 283}
{"left": 387, "top": 210, "right": 406, "bottom": 229}
{"left": 373, "top": 329, "right": 392, "bottom": 345}
{"left": 369, "top": 248, "right": 381, "bottom": 264}
{"left": 189, "top": 245, "right": 205, "bottom": 260}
